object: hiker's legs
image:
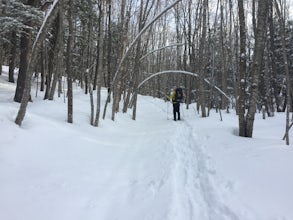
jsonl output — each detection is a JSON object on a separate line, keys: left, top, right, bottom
{"left": 173, "top": 104, "right": 176, "bottom": 120}
{"left": 174, "top": 103, "right": 180, "bottom": 120}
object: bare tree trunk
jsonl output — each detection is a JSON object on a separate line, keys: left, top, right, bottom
{"left": 263, "top": 47, "right": 274, "bottom": 117}
{"left": 85, "top": 4, "right": 95, "bottom": 125}
{"left": 268, "top": 1, "right": 279, "bottom": 112}
{"left": 132, "top": 0, "right": 153, "bottom": 120}
{"left": 66, "top": 0, "right": 73, "bottom": 124}
{"left": 81, "top": 22, "right": 88, "bottom": 94}
{"left": 45, "top": 14, "right": 61, "bottom": 100}
{"left": 89, "top": 73, "right": 95, "bottom": 125}
{"left": 49, "top": 5, "right": 64, "bottom": 100}
{"left": 14, "top": 0, "right": 35, "bottom": 103}
{"left": 208, "top": 30, "right": 215, "bottom": 116}
{"left": 8, "top": 31, "right": 17, "bottom": 83}
{"left": 245, "top": 0, "right": 269, "bottom": 137}
{"left": 185, "top": 0, "right": 193, "bottom": 110}
{"left": 93, "top": 32, "right": 100, "bottom": 91}
{"left": 40, "top": 43, "right": 47, "bottom": 92}
{"left": 238, "top": 0, "right": 247, "bottom": 137}
{"left": 274, "top": 0, "right": 291, "bottom": 145}
{"left": 0, "top": 43, "right": 2, "bottom": 75}
{"left": 106, "top": 0, "right": 112, "bottom": 92}
{"left": 94, "top": 0, "right": 105, "bottom": 127}
{"left": 111, "top": 0, "right": 130, "bottom": 120}
{"left": 220, "top": 0, "right": 227, "bottom": 110}
{"left": 198, "top": 0, "right": 208, "bottom": 117}
{"left": 0, "top": 1, "right": 4, "bottom": 76}
{"left": 0, "top": 51, "right": 2, "bottom": 76}
{"left": 122, "top": 87, "right": 132, "bottom": 113}
{"left": 132, "top": 39, "right": 142, "bottom": 120}
{"left": 252, "top": 0, "right": 257, "bottom": 37}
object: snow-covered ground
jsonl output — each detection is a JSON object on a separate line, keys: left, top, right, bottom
{"left": 0, "top": 67, "right": 293, "bottom": 220}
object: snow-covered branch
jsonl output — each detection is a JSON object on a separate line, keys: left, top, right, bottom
{"left": 138, "top": 70, "right": 198, "bottom": 89}
{"left": 140, "top": 43, "right": 186, "bottom": 61}
{"left": 32, "top": 0, "right": 59, "bottom": 50}
{"left": 138, "top": 70, "right": 232, "bottom": 102}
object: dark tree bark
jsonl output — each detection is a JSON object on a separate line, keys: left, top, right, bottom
{"left": 44, "top": 15, "right": 61, "bottom": 100}
{"left": 238, "top": 0, "right": 247, "bottom": 137}
{"left": 14, "top": 0, "right": 36, "bottom": 103}
{"left": 0, "top": 1, "right": 4, "bottom": 76}
{"left": 66, "top": 0, "right": 73, "bottom": 124}
{"left": 8, "top": 31, "right": 17, "bottom": 83}
{"left": 49, "top": 8, "right": 64, "bottom": 101}
{"left": 274, "top": 0, "right": 291, "bottom": 145}
{"left": 198, "top": 0, "right": 208, "bottom": 117}
{"left": 245, "top": 0, "right": 269, "bottom": 137}
{"left": 220, "top": 0, "right": 227, "bottom": 110}
{"left": 268, "top": 1, "right": 280, "bottom": 112}
{"left": 106, "top": 0, "right": 112, "bottom": 92}
{"left": 40, "top": 43, "right": 47, "bottom": 92}
{"left": 111, "top": 0, "right": 130, "bottom": 120}
{"left": 14, "top": 25, "right": 32, "bottom": 102}
{"left": 0, "top": 45, "right": 2, "bottom": 76}
{"left": 132, "top": 39, "right": 142, "bottom": 120}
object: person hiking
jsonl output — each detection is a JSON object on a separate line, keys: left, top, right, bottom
{"left": 169, "top": 87, "right": 184, "bottom": 121}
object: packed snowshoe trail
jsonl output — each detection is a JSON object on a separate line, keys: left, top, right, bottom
{"left": 1, "top": 80, "right": 293, "bottom": 220}
{"left": 97, "top": 96, "right": 251, "bottom": 220}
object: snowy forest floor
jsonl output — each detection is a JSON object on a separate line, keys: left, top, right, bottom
{"left": 0, "top": 68, "right": 293, "bottom": 220}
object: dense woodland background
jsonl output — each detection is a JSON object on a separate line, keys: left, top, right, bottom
{"left": 0, "top": 0, "right": 292, "bottom": 142}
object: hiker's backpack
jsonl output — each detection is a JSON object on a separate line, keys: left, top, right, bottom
{"left": 175, "top": 87, "right": 183, "bottom": 102}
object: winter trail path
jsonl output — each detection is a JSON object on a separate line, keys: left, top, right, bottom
{"left": 85, "top": 97, "right": 253, "bottom": 220}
